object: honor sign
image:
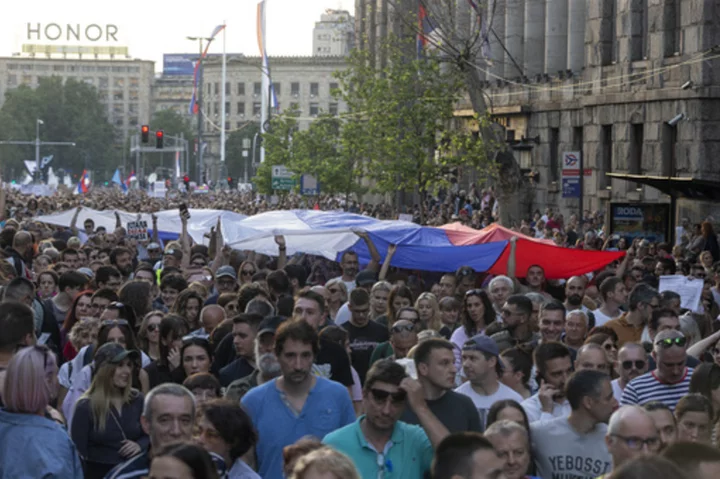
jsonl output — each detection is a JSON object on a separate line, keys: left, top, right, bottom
{"left": 26, "top": 23, "right": 120, "bottom": 43}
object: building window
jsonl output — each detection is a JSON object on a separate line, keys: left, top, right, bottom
{"left": 600, "top": 125, "right": 613, "bottom": 189}
{"left": 329, "top": 103, "right": 338, "bottom": 116}
{"left": 53, "top": 65, "right": 64, "bottom": 72}
{"left": 214, "top": 82, "right": 219, "bottom": 95}
{"left": 237, "top": 82, "right": 245, "bottom": 95}
{"left": 21, "top": 75, "right": 32, "bottom": 85}
{"left": 310, "top": 83, "right": 319, "bottom": 96}
{"left": 225, "top": 102, "right": 230, "bottom": 116}
{"left": 291, "top": 82, "right": 300, "bottom": 96}
{"left": 309, "top": 103, "right": 319, "bottom": 116}
{"left": 114, "top": 78, "right": 125, "bottom": 88}
{"left": 237, "top": 102, "right": 245, "bottom": 116}
{"left": 214, "top": 102, "right": 219, "bottom": 116}
{"left": 225, "top": 82, "right": 230, "bottom": 95}
{"left": 664, "top": 0, "right": 681, "bottom": 56}
{"left": 662, "top": 123, "right": 678, "bottom": 177}
{"left": 113, "top": 91, "right": 124, "bottom": 101}
{"left": 253, "top": 102, "right": 261, "bottom": 116}
{"left": 7, "top": 75, "right": 16, "bottom": 86}
{"left": 207, "top": 83, "right": 212, "bottom": 95}
{"left": 254, "top": 82, "right": 261, "bottom": 96}
{"left": 329, "top": 82, "right": 339, "bottom": 93}
{"left": 549, "top": 128, "right": 560, "bottom": 182}
{"left": 630, "top": 0, "right": 648, "bottom": 61}
{"left": 273, "top": 82, "right": 281, "bottom": 96}
{"left": 99, "top": 77, "right": 109, "bottom": 88}
{"left": 129, "top": 90, "right": 139, "bottom": 101}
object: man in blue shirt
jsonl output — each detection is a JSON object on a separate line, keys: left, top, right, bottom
{"left": 323, "top": 359, "right": 451, "bottom": 479}
{"left": 242, "top": 320, "right": 355, "bottom": 479}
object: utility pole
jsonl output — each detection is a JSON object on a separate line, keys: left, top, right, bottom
{"left": 187, "top": 36, "right": 213, "bottom": 185}
{"left": 0, "top": 118, "right": 76, "bottom": 183}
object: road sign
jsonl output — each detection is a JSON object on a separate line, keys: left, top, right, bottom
{"left": 300, "top": 175, "right": 319, "bottom": 195}
{"left": 271, "top": 165, "right": 295, "bottom": 190}
{"left": 561, "top": 151, "right": 581, "bottom": 198}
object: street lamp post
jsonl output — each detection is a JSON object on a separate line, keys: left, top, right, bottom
{"left": 187, "top": 36, "right": 213, "bottom": 185}
{"left": 35, "top": 119, "right": 44, "bottom": 175}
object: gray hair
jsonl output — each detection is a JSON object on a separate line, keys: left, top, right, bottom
{"left": 143, "top": 383, "right": 195, "bottom": 421}
{"left": 679, "top": 314, "right": 701, "bottom": 347}
{"left": 245, "top": 297, "right": 276, "bottom": 317}
{"left": 489, "top": 275, "right": 513, "bottom": 292}
{"left": 653, "top": 330, "right": 686, "bottom": 354}
{"left": 525, "top": 292, "right": 546, "bottom": 305}
{"left": 484, "top": 419, "right": 529, "bottom": 444}
{"left": 566, "top": 310, "right": 589, "bottom": 326}
{"left": 2, "top": 278, "right": 35, "bottom": 302}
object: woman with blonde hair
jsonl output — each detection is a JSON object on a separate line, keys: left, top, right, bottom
{"left": 290, "top": 447, "right": 360, "bottom": 479}
{"left": 325, "top": 278, "right": 348, "bottom": 321}
{"left": 369, "top": 280, "right": 391, "bottom": 320}
{"left": 70, "top": 342, "right": 148, "bottom": 478}
{"left": 415, "top": 292, "right": 442, "bottom": 331}
{"left": 0, "top": 346, "right": 84, "bottom": 477}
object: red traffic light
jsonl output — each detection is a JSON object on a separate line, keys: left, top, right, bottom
{"left": 183, "top": 175, "right": 190, "bottom": 183}
{"left": 156, "top": 131, "right": 163, "bottom": 139}
{"left": 156, "top": 130, "right": 164, "bottom": 149}
{"left": 141, "top": 125, "right": 149, "bottom": 143}
{"left": 227, "top": 177, "right": 232, "bottom": 182}
{"left": 141, "top": 125, "right": 149, "bottom": 133}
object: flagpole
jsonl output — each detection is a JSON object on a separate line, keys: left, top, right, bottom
{"left": 258, "top": 1, "right": 268, "bottom": 163}
{"left": 220, "top": 21, "right": 227, "bottom": 166}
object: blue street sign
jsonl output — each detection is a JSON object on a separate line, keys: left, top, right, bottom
{"left": 562, "top": 177, "right": 580, "bottom": 198}
{"left": 300, "top": 175, "right": 320, "bottom": 196}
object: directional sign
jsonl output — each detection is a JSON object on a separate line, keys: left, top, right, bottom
{"left": 300, "top": 174, "right": 319, "bottom": 195}
{"left": 562, "top": 151, "right": 581, "bottom": 198}
{"left": 271, "top": 165, "right": 295, "bottom": 190}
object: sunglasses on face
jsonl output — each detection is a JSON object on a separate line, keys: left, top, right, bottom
{"left": 622, "top": 360, "right": 646, "bottom": 370}
{"left": 102, "top": 319, "right": 129, "bottom": 328}
{"left": 655, "top": 337, "right": 687, "bottom": 349}
{"left": 241, "top": 270, "right": 255, "bottom": 276}
{"left": 604, "top": 343, "right": 617, "bottom": 351}
{"left": 391, "top": 324, "right": 415, "bottom": 334}
{"left": 369, "top": 388, "right": 406, "bottom": 404}
{"left": 147, "top": 323, "right": 159, "bottom": 333}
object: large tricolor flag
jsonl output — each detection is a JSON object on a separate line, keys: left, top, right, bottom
{"left": 77, "top": 170, "right": 89, "bottom": 194}
{"left": 417, "top": 4, "right": 435, "bottom": 56}
{"left": 188, "top": 25, "right": 227, "bottom": 115}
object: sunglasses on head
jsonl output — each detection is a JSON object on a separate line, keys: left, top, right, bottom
{"left": 107, "top": 302, "right": 125, "bottom": 310}
{"left": 369, "top": 388, "right": 406, "bottom": 404}
{"left": 655, "top": 337, "right": 687, "bottom": 349}
{"left": 622, "top": 360, "right": 646, "bottom": 370}
{"left": 391, "top": 324, "right": 415, "bottom": 334}
{"left": 465, "top": 289, "right": 483, "bottom": 297}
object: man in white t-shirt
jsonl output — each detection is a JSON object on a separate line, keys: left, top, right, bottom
{"left": 611, "top": 343, "right": 648, "bottom": 402}
{"left": 329, "top": 232, "right": 382, "bottom": 295}
{"left": 455, "top": 334, "right": 523, "bottom": 427}
{"left": 521, "top": 341, "right": 574, "bottom": 423}
{"left": 592, "top": 277, "right": 627, "bottom": 327}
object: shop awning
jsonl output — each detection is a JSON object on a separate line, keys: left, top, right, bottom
{"left": 606, "top": 173, "right": 720, "bottom": 201}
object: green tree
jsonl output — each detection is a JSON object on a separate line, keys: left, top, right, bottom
{"left": 335, "top": 36, "right": 496, "bottom": 219}
{"left": 254, "top": 105, "right": 301, "bottom": 194}
{"left": 0, "top": 77, "right": 116, "bottom": 182}
{"left": 225, "top": 121, "right": 260, "bottom": 182}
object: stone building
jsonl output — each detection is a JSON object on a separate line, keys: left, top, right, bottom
{"left": 313, "top": 10, "right": 355, "bottom": 56}
{"left": 357, "top": 0, "right": 720, "bottom": 222}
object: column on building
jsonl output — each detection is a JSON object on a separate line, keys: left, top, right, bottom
{"left": 544, "top": 0, "right": 569, "bottom": 75}
{"left": 523, "top": 0, "right": 545, "bottom": 76}
{"left": 488, "top": 0, "right": 506, "bottom": 80}
{"left": 567, "top": 0, "right": 587, "bottom": 72}
{"left": 504, "top": 0, "right": 525, "bottom": 78}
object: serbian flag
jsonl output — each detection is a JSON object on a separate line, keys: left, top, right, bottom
{"left": 417, "top": 4, "right": 435, "bottom": 56}
{"left": 189, "top": 25, "right": 227, "bottom": 115}
{"left": 126, "top": 171, "right": 136, "bottom": 189}
{"left": 77, "top": 170, "right": 89, "bottom": 194}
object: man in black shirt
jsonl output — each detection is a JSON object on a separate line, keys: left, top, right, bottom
{"left": 218, "top": 314, "right": 262, "bottom": 387}
{"left": 342, "top": 289, "right": 389, "bottom": 384}
{"left": 293, "top": 290, "right": 354, "bottom": 388}
{"left": 401, "top": 338, "right": 482, "bottom": 433}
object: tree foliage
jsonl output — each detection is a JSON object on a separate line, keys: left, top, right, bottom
{"left": 225, "top": 122, "right": 260, "bottom": 182}
{"left": 0, "top": 77, "right": 116, "bottom": 182}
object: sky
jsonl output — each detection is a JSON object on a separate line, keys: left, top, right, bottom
{"left": 1, "top": 0, "right": 354, "bottom": 71}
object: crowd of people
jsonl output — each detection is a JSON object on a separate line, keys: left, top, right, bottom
{"left": 2, "top": 181, "right": 720, "bottom": 479}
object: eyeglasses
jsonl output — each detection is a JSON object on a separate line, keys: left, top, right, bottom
{"left": 147, "top": 323, "right": 159, "bottom": 333}
{"left": 101, "top": 319, "right": 129, "bottom": 328}
{"left": 241, "top": 269, "right": 255, "bottom": 276}
{"left": 369, "top": 388, "right": 406, "bottom": 404}
{"left": 610, "top": 434, "right": 660, "bottom": 451}
{"left": 622, "top": 360, "right": 646, "bottom": 370}
{"left": 391, "top": 324, "right": 415, "bottom": 334}
{"left": 655, "top": 337, "right": 687, "bottom": 349}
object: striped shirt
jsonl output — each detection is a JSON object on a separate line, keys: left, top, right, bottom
{"left": 620, "top": 368, "right": 694, "bottom": 410}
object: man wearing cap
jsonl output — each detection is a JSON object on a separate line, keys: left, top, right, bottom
{"left": 162, "top": 247, "right": 183, "bottom": 270}
{"left": 226, "top": 316, "right": 285, "bottom": 401}
{"left": 144, "top": 242, "right": 163, "bottom": 267}
{"left": 334, "top": 269, "right": 378, "bottom": 326}
{"left": 455, "top": 335, "right": 523, "bottom": 426}
{"left": 204, "top": 265, "right": 238, "bottom": 306}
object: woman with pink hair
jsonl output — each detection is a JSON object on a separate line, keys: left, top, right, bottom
{"left": 0, "top": 346, "right": 83, "bottom": 477}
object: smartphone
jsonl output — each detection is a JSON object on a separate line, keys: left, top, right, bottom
{"left": 179, "top": 203, "right": 190, "bottom": 220}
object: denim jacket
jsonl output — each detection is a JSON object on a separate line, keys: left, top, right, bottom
{"left": 0, "top": 408, "right": 84, "bottom": 478}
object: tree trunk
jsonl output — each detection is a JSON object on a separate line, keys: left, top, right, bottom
{"left": 460, "top": 63, "right": 525, "bottom": 226}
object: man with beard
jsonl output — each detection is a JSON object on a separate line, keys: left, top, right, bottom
{"left": 242, "top": 320, "right": 355, "bottom": 479}
{"left": 329, "top": 232, "right": 381, "bottom": 295}
{"left": 3, "top": 230, "right": 33, "bottom": 279}
{"left": 109, "top": 247, "right": 135, "bottom": 281}
{"left": 611, "top": 343, "right": 648, "bottom": 402}
{"left": 522, "top": 342, "right": 574, "bottom": 422}
{"left": 605, "top": 284, "right": 660, "bottom": 347}
{"left": 531, "top": 370, "right": 616, "bottom": 479}
{"left": 488, "top": 295, "right": 537, "bottom": 352}
{"left": 564, "top": 276, "right": 592, "bottom": 315}
{"left": 323, "top": 359, "right": 450, "bottom": 479}
{"left": 225, "top": 316, "right": 284, "bottom": 401}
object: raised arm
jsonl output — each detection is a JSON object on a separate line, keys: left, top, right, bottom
{"left": 275, "top": 235, "right": 287, "bottom": 269}
{"left": 0, "top": 176, "right": 6, "bottom": 222}
{"left": 69, "top": 206, "right": 82, "bottom": 235}
{"left": 687, "top": 329, "right": 720, "bottom": 359}
{"left": 379, "top": 244, "right": 397, "bottom": 281}
{"left": 355, "top": 231, "right": 381, "bottom": 272}
{"left": 151, "top": 213, "right": 159, "bottom": 244}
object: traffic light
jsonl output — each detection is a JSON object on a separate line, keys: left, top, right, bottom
{"left": 227, "top": 177, "right": 234, "bottom": 190}
{"left": 156, "top": 130, "right": 164, "bottom": 149}
{"left": 183, "top": 175, "right": 190, "bottom": 190}
{"left": 141, "top": 125, "right": 149, "bottom": 143}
